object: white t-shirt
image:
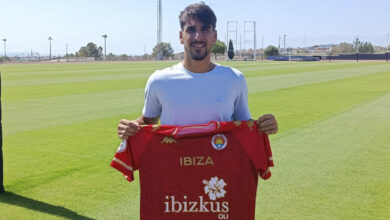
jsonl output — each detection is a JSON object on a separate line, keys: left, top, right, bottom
{"left": 142, "top": 62, "right": 251, "bottom": 125}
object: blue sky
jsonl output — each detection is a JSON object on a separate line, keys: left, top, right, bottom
{"left": 1, "top": 0, "right": 389, "bottom": 55}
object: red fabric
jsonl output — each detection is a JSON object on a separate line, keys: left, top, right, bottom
{"left": 111, "top": 121, "right": 274, "bottom": 220}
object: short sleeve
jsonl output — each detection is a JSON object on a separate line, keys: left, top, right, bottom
{"left": 142, "top": 73, "right": 162, "bottom": 118}
{"left": 235, "top": 123, "right": 274, "bottom": 180}
{"left": 258, "top": 134, "right": 274, "bottom": 180}
{"left": 232, "top": 74, "right": 251, "bottom": 121}
{"left": 110, "top": 140, "right": 135, "bottom": 182}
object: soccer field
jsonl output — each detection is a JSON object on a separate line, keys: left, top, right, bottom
{"left": 0, "top": 61, "right": 389, "bottom": 219}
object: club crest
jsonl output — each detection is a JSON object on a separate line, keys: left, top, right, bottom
{"left": 211, "top": 134, "right": 227, "bottom": 150}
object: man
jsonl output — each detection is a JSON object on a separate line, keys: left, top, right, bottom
{"left": 117, "top": 2, "right": 277, "bottom": 139}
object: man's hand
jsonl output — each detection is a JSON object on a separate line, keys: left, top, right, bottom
{"left": 257, "top": 114, "right": 278, "bottom": 135}
{"left": 117, "top": 119, "right": 140, "bottom": 140}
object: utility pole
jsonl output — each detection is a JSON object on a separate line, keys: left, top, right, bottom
{"left": 48, "top": 37, "right": 52, "bottom": 61}
{"left": 2, "top": 39, "right": 6, "bottom": 57}
{"left": 102, "top": 34, "right": 108, "bottom": 61}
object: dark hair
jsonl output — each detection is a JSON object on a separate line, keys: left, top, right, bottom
{"left": 179, "top": 2, "right": 217, "bottom": 30}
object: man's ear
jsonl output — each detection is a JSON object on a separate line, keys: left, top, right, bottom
{"left": 213, "top": 30, "right": 217, "bottom": 44}
{"left": 179, "top": 30, "right": 184, "bottom": 44}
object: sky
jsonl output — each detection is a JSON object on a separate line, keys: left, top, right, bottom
{"left": 1, "top": 0, "right": 389, "bottom": 56}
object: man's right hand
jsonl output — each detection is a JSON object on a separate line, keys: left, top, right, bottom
{"left": 117, "top": 119, "right": 141, "bottom": 140}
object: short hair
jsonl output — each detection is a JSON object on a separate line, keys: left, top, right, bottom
{"left": 179, "top": 2, "right": 217, "bottom": 30}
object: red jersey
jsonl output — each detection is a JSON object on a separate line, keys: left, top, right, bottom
{"left": 111, "top": 121, "right": 274, "bottom": 220}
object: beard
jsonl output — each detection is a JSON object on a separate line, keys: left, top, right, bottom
{"left": 188, "top": 41, "right": 209, "bottom": 61}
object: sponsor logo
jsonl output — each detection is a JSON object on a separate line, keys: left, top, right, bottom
{"left": 116, "top": 140, "right": 127, "bottom": 153}
{"left": 164, "top": 176, "right": 230, "bottom": 219}
{"left": 161, "top": 136, "right": 177, "bottom": 144}
{"left": 211, "top": 134, "right": 227, "bottom": 150}
{"left": 179, "top": 156, "right": 214, "bottom": 166}
{"left": 203, "top": 177, "right": 226, "bottom": 200}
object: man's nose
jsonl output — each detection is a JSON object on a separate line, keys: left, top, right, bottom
{"left": 193, "top": 31, "right": 202, "bottom": 39}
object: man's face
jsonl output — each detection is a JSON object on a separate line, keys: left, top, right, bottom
{"left": 180, "top": 18, "right": 217, "bottom": 61}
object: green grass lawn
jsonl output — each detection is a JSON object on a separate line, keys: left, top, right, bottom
{"left": 0, "top": 61, "right": 389, "bottom": 219}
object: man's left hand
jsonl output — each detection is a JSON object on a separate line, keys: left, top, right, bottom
{"left": 257, "top": 114, "right": 278, "bottom": 135}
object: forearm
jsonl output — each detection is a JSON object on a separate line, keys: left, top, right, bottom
{"left": 135, "top": 115, "right": 159, "bottom": 125}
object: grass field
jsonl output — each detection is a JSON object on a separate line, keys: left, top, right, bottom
{"left": 0, "top": 61, "right": 389, "bottom": 219}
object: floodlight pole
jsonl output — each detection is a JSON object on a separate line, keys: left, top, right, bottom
{"left": 283, "top": 34, "right": 286, "bottom": 55}
{"left": 261, "top": 36, "right": 264, "bottom": 61}
{"left": 355, "top": 35, "right": 359, "bottom": 62}
{"left": 2, "top": 39, "right": 6, "bottom": 57}
{"left": 253, "top": 21, "right": 256, "bottom": 61}
{"left": 239, "top": 34, "right": 242, "bottom": 58}
{"left": 66, "top": 44, "right": 69, "bottom": 62}
{"left": 226, "top": 21, "right": 238, "bottom": 60}
{"left": 102, "top": 35, "right": 107, "bottom": 61}
{"left": 387, "top": 33, "right": 389, "bottom": 53}
{"left": 48, "top": 37, "right": 52, "bottom": 61}
{"left": 157, "top": 0, "right": 162, "bottom": 44}
{"left": 278, "top": 36, "right": 281, "bottom": 60}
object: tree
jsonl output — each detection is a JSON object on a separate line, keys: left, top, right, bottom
{"left": 77, "top": 42, "right": 103, "bottom": 59}
{"left": 330, "top": 42, "right": 354, "bottom": 55}
{"left": 119, "top": 54, "right": 129, "bottom": 61}
{"left": 227, "top": 39, "right": 234, "bottom": 60}
{"left": 77, "top": 42, "right": 103, "bottom": 58}
{"left": 360, "top": 42, "right": 374, "bottom": 53}
{"left": 264, "top": 45, "right": 279, "bottom": 56}
{"left": 107, "top": 53, "right": 116, "bottom": 61}
{"left": 352, "top": 38, "right": 374, "bottom": 53}
{"left": 152, "top": 42, "right": 174, "bottom": 59}
{"left": 353, "top": 38, "right": 362, "bottom": 53}
{"left": 211, "top": 40, "right": 226, "bottom": 60}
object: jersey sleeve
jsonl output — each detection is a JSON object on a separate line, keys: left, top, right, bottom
{"left": 258, "top": 134, "right": 274, "bottom": 180}
{"left": 142, "top": 72, "right": 162, "bottom": 118}
{"left": 235, "top": 123, "right": 274, "bottom": 180}
{"left": 232, "top": 72, "right": 251, "bottom": 121}
{"left": 110, "top": 140, "right": 136, "bottom": 182}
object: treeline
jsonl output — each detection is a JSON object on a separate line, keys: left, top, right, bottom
{"left": 262, "top": 37, "right": 384, "bottom": 57}
{"left": 65, "top": 40, "right": 227, "bottom": 60}
{"left": 330, "top": 38, "right": 375, "bottom": 55}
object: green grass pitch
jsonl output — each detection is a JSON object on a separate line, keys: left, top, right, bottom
{"left": 0, "top": 61, "right": 389, "bottom": 219}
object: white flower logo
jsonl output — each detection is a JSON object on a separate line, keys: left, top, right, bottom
{"left": 202, "top": 177, "right": 227, "bottom": 201}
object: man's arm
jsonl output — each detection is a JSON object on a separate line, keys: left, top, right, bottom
{"left": 117, "top": 115, "right": 159, "bottom": 140}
